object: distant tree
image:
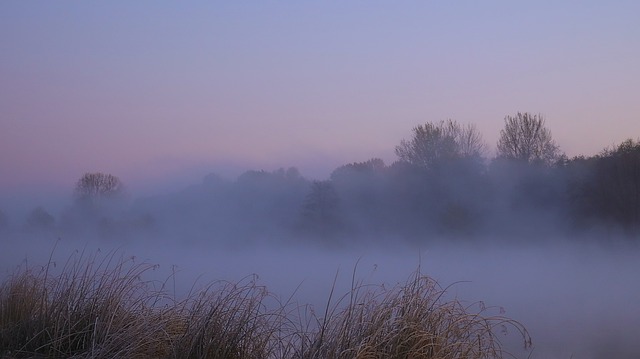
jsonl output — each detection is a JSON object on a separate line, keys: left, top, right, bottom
{"left": 456, "top": 123, "right": 487, "bottom": 159}
{"left": 275, "top": 166, "right": 304, "bottom": 182}
{"left": 330, "top": 158, "right": 386, "bottom": 182}
{"left": 235, "top": 168, "right": 306, "bottom": 198}
{"left": 395, "top": 120, "right": 486, "bottom": 170}
{"left": 25, "top": 206, "right": 55, "bottom": 230}
{"left": 329, "top": 159, "right": 389, "bottom": 234}
{"left": 581, "top": 139, "right": 640, "bottom": 231}
{"left": 216, "top": 167, "right": 307, "bottom": 237}
{"left": 299, "top": 181, "right": 344, "bottom": 237}
{"left": 74, "top": 172, "right": 125, "bottom": 205}
{"left": 496, "top": 112, "right": 560, "bottom": 165}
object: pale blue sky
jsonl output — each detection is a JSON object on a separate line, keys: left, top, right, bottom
{"left": 1, "top": 1, "right": 639, "bottom": 196}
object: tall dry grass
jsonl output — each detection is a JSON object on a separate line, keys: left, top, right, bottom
{"left": 0, "top": 250, "right": 531, "bottom": 358}
{"left": 296, "top": 268, "right": 531, "bottom": 359}
{"left": 0, "top": 249, "right": 170, "bottom": 358}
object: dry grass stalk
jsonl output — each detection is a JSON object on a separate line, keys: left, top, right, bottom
{"left": 298, "top": 270, "right": 531, "bottom": 359}
{"left": 0, "top": 250, "right": 531, "bottom": 359}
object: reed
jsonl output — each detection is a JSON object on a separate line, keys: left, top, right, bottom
{"left": 0, "top": 250, "right": 530, "bottom": 358}
{"left": 297, "top": 269, "right": 531, "bottom": 359}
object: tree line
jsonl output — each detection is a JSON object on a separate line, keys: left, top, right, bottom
{"left": 4, "top": 112, "right": 639, "bottom": 244}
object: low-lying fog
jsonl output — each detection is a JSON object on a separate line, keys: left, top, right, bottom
{"left": 2, "top": 232, "right": 639, "bottom": 359}
{"left": 3, "top": 157, "right": 640, "bottom": 358}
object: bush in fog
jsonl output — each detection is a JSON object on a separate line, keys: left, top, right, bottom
{"left": 486, "top": 159, "right": 569, "bottom": 238}
{"left": 298, "top": 180, "right": 346, "bottom": 239}
{"left": 24, "top": 206, "right": 55, "bottom": 231}
{"left": 234, "top": 167, "right": 309, "bottom": 235}
{"left": 127, "top": 168, "right": 309, "bottom": 242}
{"left": 330, "top": 159, "right": 389, "bottom": 234}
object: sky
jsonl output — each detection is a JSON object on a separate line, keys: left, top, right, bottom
{"left": 2, "top": 1, "right": 639, "bottom": 199}
{"left": 2, "top": 4, "right": 640, "bottom": 356}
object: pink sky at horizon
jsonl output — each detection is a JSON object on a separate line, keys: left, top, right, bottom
{"left": 1, "top": 2, "right": 639, "bottom": 199}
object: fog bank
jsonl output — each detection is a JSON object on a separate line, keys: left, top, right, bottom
{"left": 2, "top": 233, "right": 638, "bottom": 359}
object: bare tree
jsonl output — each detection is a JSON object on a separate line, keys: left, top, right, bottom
{"left": 457, "top": 122, "right": 487, "bottom": 158}
{"left": 496, "top": 112, "right": 560, "bottom": 165}
{"left": 74, "top": 172, "right": 125, "bottom": 204}
{"left": 395, "top": 120, "right": 486, "bottom": 169}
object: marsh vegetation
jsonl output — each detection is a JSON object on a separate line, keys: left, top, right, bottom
{"left": 0, "top": 250, "right": 530, "bottom": 358}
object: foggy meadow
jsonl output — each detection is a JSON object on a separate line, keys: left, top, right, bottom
{"left": 2, "top": 115, "right": 640, "bottom": 358}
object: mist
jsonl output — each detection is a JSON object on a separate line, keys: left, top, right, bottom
{"left": 3, "top": 2, "right": 640, "bottom": 357}
{"left": 2, "top": 155, "right": 640, "bottom": 358}
{"left": 2, "top": 231, "right": 639, "bottom": 358}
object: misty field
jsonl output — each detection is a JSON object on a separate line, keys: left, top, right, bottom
{"left": 0, "top": 248, "right": 532, "bottom": 359}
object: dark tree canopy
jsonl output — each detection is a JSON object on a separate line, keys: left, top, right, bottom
{"left": 395, "top": 120, "right": 486, "bottom": 169}
{"left": 330, "top": 158, "right": 386, "bottom": 182}
{"left": 74, "top": 172, "right": 125, "bottom": 203}
{"left": 590, "top": 139, "right": 640, "bottom": 228}
{"left": 299, "top": 180, "right": 344, "bottom": 236}
{"left": 496, "top": 112, "right": 560, "bottom": 165}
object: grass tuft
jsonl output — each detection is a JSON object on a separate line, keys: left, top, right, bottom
{"left": 298, "top": 270, "right": 531, "bottom": 359}
{"left": 0, "top": 250, "right": 530, "bottom": 358}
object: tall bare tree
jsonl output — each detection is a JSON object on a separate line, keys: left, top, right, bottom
{"left": 74, "top": 172, "right": 125, "bottom": 204}
{"left": 496, "top": 112, "right": 560, "bottom": 165}
{"left": 457, "top": 122, "right": 487, "bottom": 158}
{"left": 395, "top": 120, "right": 486, "bottom": 169}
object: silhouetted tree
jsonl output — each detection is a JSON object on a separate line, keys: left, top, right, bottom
{"left": 330, "top": 159, "right": 389, "bottom": 234}
{"left": 396, "top": 121, "right": 450, "bottom": 169}
{"left": 456, "top": 123, "right": 488, "bottom": 159}
{"left": 395, "top": 120, "right": 486, "bottom": 170}
{"left": 330, "top": 158, "right": 386, "bottom": 181}
{"left": 564, "top": 155, "right": 600, "bottom": 230}
{"left": 299, "top": 181, "right": 344, "bottom": 237}
{"left": 384, "top": 161, "right": 440, "bottom": 237}
{"left": 496, "top": 112, "right": 560, "bottom": 165}
{"left": 580, "top": 139, "right": 640, "bottom": 232}
{"left": 74, "top": 172, "right": 125, "bottom": 205}
{"left": 61, "top": 172, "right": 126, "bottom": 234}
